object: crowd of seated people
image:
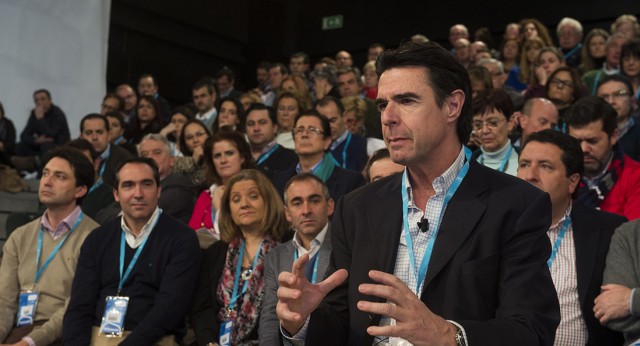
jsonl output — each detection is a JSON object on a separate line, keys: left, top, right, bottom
{"left": 2, "top": 14, "right": 640, "bottom": 346}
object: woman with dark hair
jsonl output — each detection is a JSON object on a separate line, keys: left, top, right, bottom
{"left": 188, "top": 131, "right": 256, "bottom": 238}
{"left": 472, "top": 89, "right": 519, "bottom": 176}
{"left": 500, "top": 38, "right": 527, "bottom": 91}
{"left": 579, "top": 29, "right": 610, "bottom": 75}
{"left": 173, "top": 119, "right": 211, "bottom": 186}
{"left": 621, "top": 39, "right": 640, "bottom": 98}
{"left": 212, "top": 97, "right": 245, "bottom": 133}
{"left": 0, "top": 101, "right": 16, "bottom": 166}
{"left": 191, "top": 169, "right": 288, "bottom": 345}
{"left": 545, "top": 66, "right": 584, "bottom": 126}
{"left": 126, "top": 95, "right": 163, "bottom": 145}
{"left": 160, "top": 106, "right": 194, "bottom": 155}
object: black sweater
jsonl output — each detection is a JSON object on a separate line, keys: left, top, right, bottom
{"left": 63, "top": 212, "right": 201, "bottom": 345}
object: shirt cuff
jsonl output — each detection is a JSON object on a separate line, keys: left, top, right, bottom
{"left": 281, "top": 316, "right": 310, "bottom": 346}
{"left": 447, "top": 320, "right": 469, "bottom": 345}
{"left": 631, "top": 288, "right": 638, "bottom": 316}
{"left": 22, "top": 336, "right": 36, "bottom": 346}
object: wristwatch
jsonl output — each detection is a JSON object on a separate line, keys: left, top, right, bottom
{"left": 454, "top": 325, "right": 467, "bottom": 346}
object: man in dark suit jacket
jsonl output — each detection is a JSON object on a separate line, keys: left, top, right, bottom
{"left": 259, "top": 173, "right": 334, "bottom": 346}
{"left": 245, "top": 104, "right": 298, "bottom": 178}
{"left": 79, "top": 113, "right": 134, "bottom": 189}
{"left": 519, "top": 129, "right": 626, "bottom": 345}
{"left": 277, "top": 42, "right": 559, "bottom": 346}
{"left": 272, "top": 111, "right": 364, "bottom": 203}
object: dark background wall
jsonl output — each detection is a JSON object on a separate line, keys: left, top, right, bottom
{"left": 106, "top": 0, "right": 639, "bottom": 106}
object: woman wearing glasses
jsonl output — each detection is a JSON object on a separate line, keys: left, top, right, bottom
{"left": 188, "top": 131, "right": 256, "bottom": 239}
{"left": 545, "top": 67, "right": 584, "bottom": 127}
{"left": 472, "top": 89, "right": 519, "bottom": 176}
{"left": 191, "top": 169, "right": 288, "bottom": 345}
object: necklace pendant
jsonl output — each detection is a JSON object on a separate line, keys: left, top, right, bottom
{"left": 241, "top": 268, "right": 253, "bottom": 281}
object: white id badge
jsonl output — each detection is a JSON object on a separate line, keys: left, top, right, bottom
{"left": 99, "top": 296, "right": 129, "bottom": 336}
{"left": 219, "top": 320, "right": 232, "bottom": 346}
{"left": 16, "top": 291, "right": 39, "bottom": 327}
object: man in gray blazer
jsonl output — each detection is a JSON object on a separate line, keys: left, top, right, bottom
{"left": 259, "top": 173, "right": 334, "bottom": 345}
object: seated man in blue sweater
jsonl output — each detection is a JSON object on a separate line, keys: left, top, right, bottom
{"left": 62, "top": 157, "right": 201, "bottom": 345}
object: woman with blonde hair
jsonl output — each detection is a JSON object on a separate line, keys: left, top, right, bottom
{"left": 279, "top": 75, "right": 312, "bottom": 110}
{"left": 191, "top": 169, "right": 288, "bottom": 345}
{"left": 519, "top": 37, "right": 546, "bottom": 84}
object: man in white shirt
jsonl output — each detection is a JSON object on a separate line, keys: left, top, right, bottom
{"left": 192, "top": 77, "right": 218, "bottom": 130}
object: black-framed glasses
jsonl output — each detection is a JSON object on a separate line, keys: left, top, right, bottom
{"left": 598, "top": 89, "right": 630, "bottom": 101}
{"left": 550, "top": 78, "right": 574, "bottom": 89}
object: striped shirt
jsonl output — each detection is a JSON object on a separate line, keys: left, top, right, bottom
{"left": 548, "top": 204, "right": 588, "bottom": 346}
{"left": 40, "top": 205, "right": 83, "bottom": 240}
{"left": 377, "top": 147, "right": 466, "bottom": 345}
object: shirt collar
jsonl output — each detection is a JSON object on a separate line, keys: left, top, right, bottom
{"left": 196, "top": 107, "right": 217, "bottom": 121}
{"left": 41, "top": 205, "right": 82, "bottom": 239}
{"left": 292, "top": 222, "right": 329, "bottom": 257}
{"left": 100, "top": 143, "right": 111, "bottom": 160}
{"left": 404, "top": 146, "right": 466, "bottom": 209}
{"left": 330, "top": 130, "right": 350, "bottom": 151}
{"left": 549, "top": 202, "right": 572, "bottom": 231}
{"left": 295, "top": 157, "right": 323, "bottom": 174}
{"left": 258, "top": 140, "right": 278, "bottom": 156}
{"left": 120, "top": 207, "right": 162, "bottom": 248}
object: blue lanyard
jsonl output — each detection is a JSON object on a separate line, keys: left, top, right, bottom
{"left": 113, "top": 136, "right": 124, "bottom": 145}
{"left": 562, "top": 43, "right": 582, "bottom": 60}
{"left": 118, "top": 213, "right": 160, "bottom": 292}
{"left": 330, "top": 133, "right": 352, "bottom": 168}
{"left": 294, "top": 248, "right": 319, "bottom": 284}
{"left": 89, "top": 177, "right": 104, "bottom": 194}
{"left": 34, "top": 212, "right": 84, "bottom": 284}
{"left": 401, "top": 147, "right": 471, "bottom": 293}
{"left": 547, "top": 216, "right": 571, "bottom": 268}
{"left": 256, "top": 144, "right": 280, "bottom": 165}
{"left": 498, "top": 146, "right": 513, "bottom": 172}
{"left": 97, "top": 146, "right": 111, "bottom": 179}
{"left": 230, "top": 239, "right": 264, "bottom": 310}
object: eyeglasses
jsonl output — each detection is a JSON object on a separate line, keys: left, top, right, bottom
{"left": 184, "top": 131, "right": 207, "bottom": 141}
{"left": 472, "top": 118, "right": 506, "bottom": 131}
{"left": 550, "top": 78, "right": 574, "bottom": 89}
{"left": 598, "top": 89, "right": 630, "bottom": 101}
{"left": 293, "top": 126, "right": 325, "bottom": 136}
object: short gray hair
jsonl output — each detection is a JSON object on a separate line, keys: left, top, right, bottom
{"left": 476, "top": 58, "right": 504, "bottom": 74}
{"left": 137, "top": 133, "right": 172, "bottom": 156}
{"left": 557, "top": 17, "right": 583, "bottom": 35}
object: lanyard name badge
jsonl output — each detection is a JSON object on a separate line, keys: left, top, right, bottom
{"left": 219, "top": 239, "right": 263, "bottom": 346}
{"left": 294, "top": 248, "right": 319, "bottom": 284}
{"left": 401, "top": 146, "right": 471, "bottom": 294}
{"left": 17, "top": 212, "right": 84, "bottom": 327}
{"left": 256, "top": 144, "right": 280, "bottom": 165}
{"left": 99, "top": 213, "right": 159, "bottom": 336}
{"left": 547, "top": 216, "right": 572, "bottom": 268}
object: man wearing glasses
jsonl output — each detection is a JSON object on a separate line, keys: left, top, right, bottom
{"left": 596, "top": 74, "right": 640, "bottom": 161}
{"left": 272, "top": 110, "right": 364, "bottom": 204}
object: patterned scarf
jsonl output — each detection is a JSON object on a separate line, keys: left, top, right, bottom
{"left": 216, "top": 235, "right": 278, "bottom": 345}
{"left": 577, "top": 144, "right": 624, "bottom": 209}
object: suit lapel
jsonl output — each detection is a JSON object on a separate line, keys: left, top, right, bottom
{"left": 372, "top": 174, "right": 404, "bottom": 272}
{"left": 317, "top": 229, "right": 332, "bottom": 280}
{"left": 423, "top": 161, "right": 488, "bottom": 289}
{"left": 571, "top": 205, "right": 598, "bottom": 307}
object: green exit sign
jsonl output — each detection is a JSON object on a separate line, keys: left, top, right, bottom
{"left": 322, "top": 15, "right": 343, "bottom": 30}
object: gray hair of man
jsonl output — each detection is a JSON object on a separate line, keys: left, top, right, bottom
{"left": 557, "top": 17, "right": 583, "bottom": 35}
{"left": 606, "top": 32, "right": 628, "bottom": 48}
{"left": 336, "top": 67, "right": 363, "bottom": 85}
{"left": 310, "top": 65, "right": 338, "bottom": 86}
{"left": 476, "top": 58, "right": 505, "bottom": 74}
{"left": 137, "top": 133, "right": 173, "bottom": 156}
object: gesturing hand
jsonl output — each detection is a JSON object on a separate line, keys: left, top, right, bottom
{"left": 276, "top": 253, "right": 348, "bottom": 335}
{"left": 357, "top": 270, "right": 457, "bottom": 346}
